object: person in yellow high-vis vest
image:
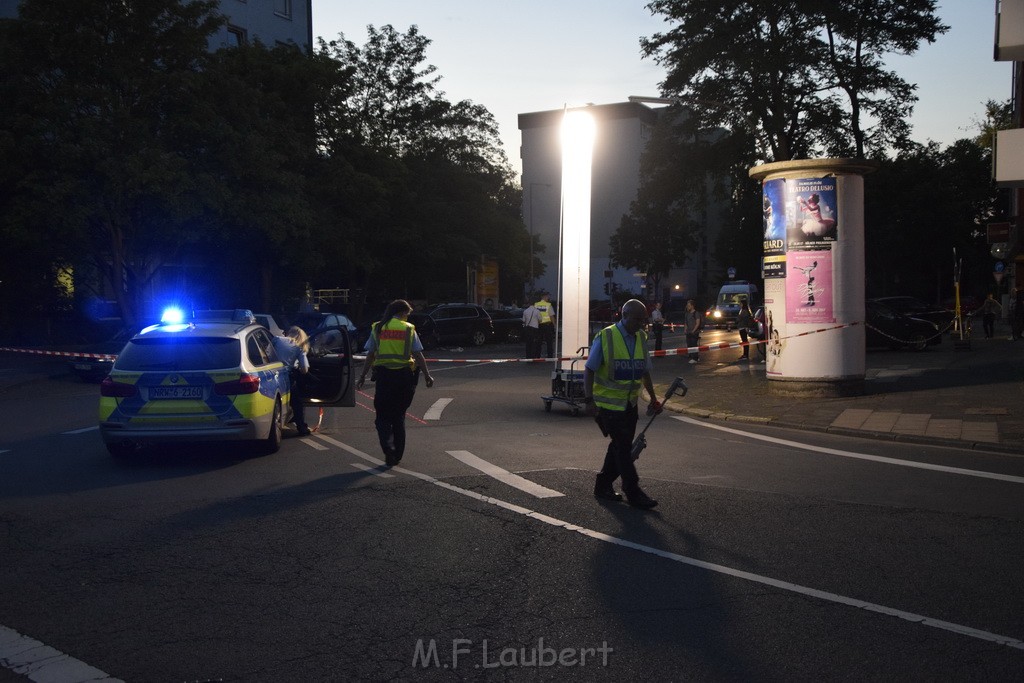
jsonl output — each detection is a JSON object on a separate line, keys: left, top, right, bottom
{"left": 533, "top": 291, "right": 556, "bottom": 358}
{"left": 356, "top": 299, "right": 434, "bottom": 466}
{"left": 583, "top": 299, "right": 662, "bottom": 509}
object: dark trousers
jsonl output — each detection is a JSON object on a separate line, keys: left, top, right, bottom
{"left": 739, "top": 328, "right": 749, "bottom": 357}
{"left": 539, "top": 323, "right": 555, "bottom": 358}
{"left": 289, "top": 370, "right": 307, "bottom": 430}
{"left": 595, "top": 404, "right": 641, "bottom": 494}
{"left": 373, "top": 367, "right": 416, "bottom": 458}
{"left": 652, "top": 323, "right": 664, "bottom": 351}
{"left": 983, "top": 313, "right": 995, "bottom": 338}
{"left": 524, "top": 326, "right": 540, "bottom": 358}
{"left": 686, "top": 333, "right": 700, "bottom": 360}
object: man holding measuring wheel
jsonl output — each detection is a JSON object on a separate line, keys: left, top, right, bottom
{"left": 584, "top": 299, "right": 662, "bottom": 509}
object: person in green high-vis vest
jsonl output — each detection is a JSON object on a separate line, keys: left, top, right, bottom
{"left": 583, "top": 299, "right": 662, "bottom": 509}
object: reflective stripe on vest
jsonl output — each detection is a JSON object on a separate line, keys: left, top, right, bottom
{"left": 372, "top": 319, "right": 415, "bottom": 370}
{"left": 592, "top": 325, "right": 647, "bottom": 411}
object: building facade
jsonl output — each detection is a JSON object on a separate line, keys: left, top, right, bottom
{"left": 518, "top": 101, "right": 725, "bottom": 314}
{"left": 993, "top": 0, "right": 1024, "bottom": 296}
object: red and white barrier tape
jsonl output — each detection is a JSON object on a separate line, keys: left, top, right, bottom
{"left": 3, "top": 321, "right": 862, "bottom": 366}
{"left": 0, "top": 346, "right": 117, "bottom": 361}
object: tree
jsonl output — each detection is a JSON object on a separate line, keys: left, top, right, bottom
{"left": 864, "top": 138, "right": 1003, "bottom": 302}
{"left": 315, "top": 25, "right": 525, "bottom": 303}
{"left": 641, "top": 0, "right": 947, "bottom": 162}
{"left": 818, "top": 0, "right": 948, "bottom": 157}
{"left": 0, "top": 0, "right": 225, "bottom": 330}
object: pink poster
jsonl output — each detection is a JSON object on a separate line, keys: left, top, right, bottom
{"left": 786, "top": 250, "right": 834, "bottom": 324}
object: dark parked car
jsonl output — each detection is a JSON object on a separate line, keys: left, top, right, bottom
{"left": 292, "top": 311, "right": 370, "bottom": 351}
{"left": 870, "top": 296, "right": 953, "bottom": 332}
{"left": 409, "top": 303, "right": 494, "bottom": 348}
{"left": 866, "top": 300, "right": 941, "bottom": 351}
{"left": 487, "top": 309, "right": 524, "bottom": 343}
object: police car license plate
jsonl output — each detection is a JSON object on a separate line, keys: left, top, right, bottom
{"left": 149, "top": 386, "right": 204, "bottom": 400}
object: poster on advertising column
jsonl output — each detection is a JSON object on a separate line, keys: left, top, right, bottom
{"left": 762, "top": 178, "right": 787, "bottom": 278}
{"left": 786, "top": 250, "right": 834, "bottom": 324}
{"left": 786, "top": 176, "right": 838, "bottom": 251}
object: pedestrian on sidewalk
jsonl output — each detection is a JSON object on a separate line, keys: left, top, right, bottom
{"left": 980, "top": 292, "right": 1002, "bottom": 339}
{"left": 684, "top": 300, "right": 702, "bottom": 364}
{"left": 736, "top": 299, "right": 753, "bottom": 360}
{"left": 650, "top": 301, "right": 665, "bottom": 351}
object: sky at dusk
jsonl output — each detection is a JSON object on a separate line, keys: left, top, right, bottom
{"left": 311, "top": 1, "right": 1011, "bottom": 179}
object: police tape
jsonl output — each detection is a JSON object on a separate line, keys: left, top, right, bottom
{"left": 357, "top": 321, "right": 863, "bottom": 363}
{"left": 2, "top": 321, "right": 862, "bottom": 366}
{"left": 0, "top": 346, "right": 118, "bottom": 361}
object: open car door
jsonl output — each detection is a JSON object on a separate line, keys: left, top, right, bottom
{"left": 303, "top": 326, "right": 355, "bottom": 407}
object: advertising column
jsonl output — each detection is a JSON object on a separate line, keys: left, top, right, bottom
{"left": 750, "top": 159, "right": 878, "bottom": 396}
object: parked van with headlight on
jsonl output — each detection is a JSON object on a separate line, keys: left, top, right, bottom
{"left": 705, "top": 282, "right": 760, "bottom": 330}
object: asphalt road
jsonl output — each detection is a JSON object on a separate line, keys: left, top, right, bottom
{"left": 1, "top": 338, "right": 1022, "bottom": 681}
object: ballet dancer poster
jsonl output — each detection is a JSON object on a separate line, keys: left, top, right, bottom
{"left": 786, "top": 177, "right": 837, "bottom": 251}
{"left": 786, "top": 250, "right": 834, "bottom": 324}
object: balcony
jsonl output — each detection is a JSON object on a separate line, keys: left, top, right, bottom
{"left": 996, "top": 0, "right": 1024, "bottom": 61}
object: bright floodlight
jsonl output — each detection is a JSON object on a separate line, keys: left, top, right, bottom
{"left": 559, "top": 110, "right": 595, "bottom": 369}
{"left": 160, "top": 306, "right": 185, "bottom": 324}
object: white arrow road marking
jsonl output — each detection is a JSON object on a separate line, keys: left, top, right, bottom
{"left": 63, "top": 425, "right": 99, "bottom": 434}
{"left": 423, "top": 398, "right": 453, "bottom": 420}
{"left": 673, "top": 416, "right": 1024, "bottom": 485}
{"left": 311, "top": 435, "right": 1024, "bottom": 652}
{"left": 446, "top": 450, "right": 564, "bottom": 498}
{"left": 0, "top": 623, "right": 124, "bottom": 682}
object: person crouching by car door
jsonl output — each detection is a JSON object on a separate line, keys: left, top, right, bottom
{"left": 356, "top": 299, "right": 434, "bottom": 467}
{"left": 273, "top": 326, "right": 311, "bottom": 436}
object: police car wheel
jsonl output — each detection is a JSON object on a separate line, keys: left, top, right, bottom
{"left": 261, "top": 398, "right": 283, "bottom": 454}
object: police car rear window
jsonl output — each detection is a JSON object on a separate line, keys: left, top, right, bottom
{"left": 114, "top": 338, "right": 241, "bottom": 371}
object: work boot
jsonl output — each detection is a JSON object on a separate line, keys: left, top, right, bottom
{"left": 593, "top": 474, "right": 623, "bottom": 501}
{"left": 626, "top": 488, "right": 658, "bottom": 510}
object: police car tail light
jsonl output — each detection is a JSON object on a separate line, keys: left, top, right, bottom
{"left": 100, "top": 377, "right": 138, "bottom": 398}
{"left": 214, "top": 373, "right": 260, "bottom": 395}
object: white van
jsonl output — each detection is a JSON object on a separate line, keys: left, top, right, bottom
{"left": 705, "top": 281, "right": 760, "bottom": 329}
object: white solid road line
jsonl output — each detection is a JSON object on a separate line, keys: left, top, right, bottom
{"left": 0, "top": 623, "right": 124, "bottom": 682}
{"left": 674, "top": 415, "right": 1024, "bottom": 485}
{"left": 423, "top": 398, "right": 453, "bottom": 420}
{"left": 349, "top": 462, "right": 396, "bottom": 478}
{"left": 308, "top": 433, "right": 1024, "bottom": 651}
{"left": 62, "top": 425, "right": 99, "bottom": 434}
{"left": 446, "top": 450, "right": 565, "bottom": 498}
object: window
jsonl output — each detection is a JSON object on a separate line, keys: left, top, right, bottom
{"left": 226, "top": 25, "right": 247, "bottom": 47}
{"left": 274, "top": 0, "right": 292, "bottom": 18}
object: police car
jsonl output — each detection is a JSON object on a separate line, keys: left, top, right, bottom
{"left": 98, "top": 308, "right": 354, "bottom": 458}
